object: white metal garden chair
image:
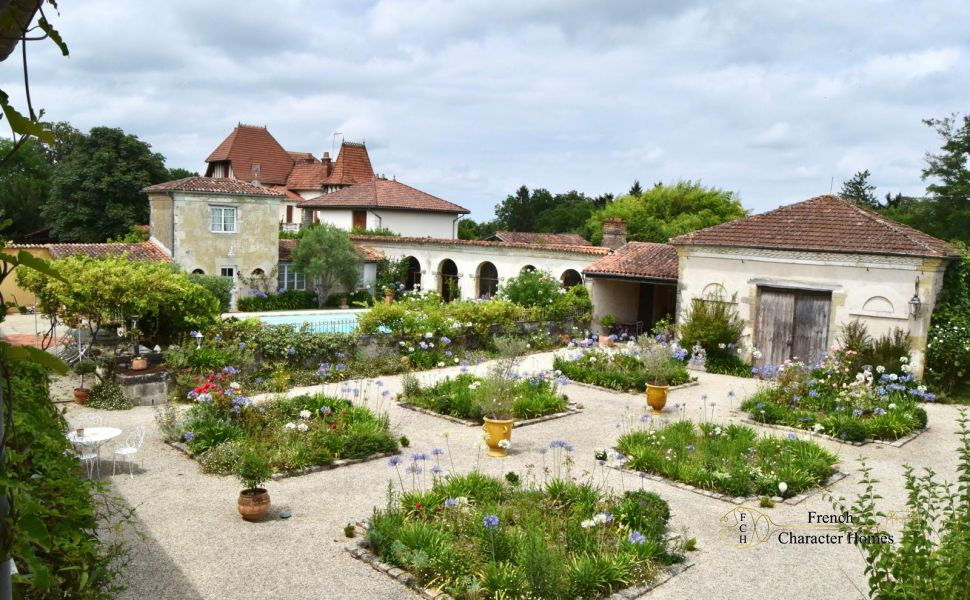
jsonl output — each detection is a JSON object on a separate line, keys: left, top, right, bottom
{"left": 77, "top": 446, "right": 100, "bottom": 479}
{"left": 112, "top": 425, "right": 145, "bottom": 478}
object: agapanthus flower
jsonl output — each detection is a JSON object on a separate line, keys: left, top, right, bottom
{"left": 627, "top": 531, "right": 646, "bottom": 544}
{"left": 388, "top": 456, "right": 403, "bottom": 467}
{"left": 483, "top": 515, "right": 499, "bottom": 529}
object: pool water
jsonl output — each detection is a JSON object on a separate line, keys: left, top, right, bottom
{"left": 252, "top": 310, "right": 363, "bottom": 334}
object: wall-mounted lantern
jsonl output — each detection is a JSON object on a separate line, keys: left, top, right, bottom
{"left": 908, "top": 278, "right": 922, "bottom": 319}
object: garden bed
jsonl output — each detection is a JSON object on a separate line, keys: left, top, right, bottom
{"left": 553, "top": 347, "right": 693, "bottom": 394}
{"left": 741, "top": 356, "right": 931, "bottom": 443}
{"left": 737, "top": 417, "right": 927, "bottom": 448}
{"left": 159, "top": 370, "right": 400, "bottom": 476}
{"left": 612, "top": 420, "right": 839, "bottom": 503}
{"left": 356, "top": 471, "right": 691, "bottom": 599}
{"left": 399, "top": 371, "right": 574, "bottom": 425}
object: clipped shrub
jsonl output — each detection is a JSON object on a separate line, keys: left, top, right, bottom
{"left": 238, "top": 290, "right": 316, "bottom": 312}
{"left": 497, "top": 269, "right": 562, "bottom": 307}
{"left": 678, "top": 292, "right": 747, "bottom": 375}
{"left": 85, "top": 380, "right": 133, "bottom": 410}
{"left": 188, "top": 273, "right": 233, "bottom": 312}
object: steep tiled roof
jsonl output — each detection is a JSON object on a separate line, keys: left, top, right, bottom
{"left": 486, "top": 231, "right": 590, "bottom": 246}
{"left": 286, "top": 162, "right": 330, "bottom": 189}
{"left": 671, "top": 195, "right": 958, "bottom": 259}
{"left": 143, "top": 177, "right": 284, "bottom": 197}
{"left": 350, "top": 235, "right": 609, "bottom": 256}
{"left": 299, "top": 178, "right": 470, "bottom": 214}
{"left": 583, "top": 242, "right": 678, "bottom": 280}
{"left": 271, "top": 186, "right": 305, "bottom": 202}
{"left": 46, "top": 242, "right": 171, "bottom": 262}
{"left": 278, "top": 239, "right": 382, "bottom": 262}
{"left": 325, "top": 142, "right": 374, "bottom": 186}
{"left": 287, "top": 151, "right": 317, "bottom": 162}
{"left": 205, "top": 124, "right": 294, "bottom": 185}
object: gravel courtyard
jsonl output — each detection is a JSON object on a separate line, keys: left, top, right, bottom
{"left": 59, "top": 350, "right": 966, "bottom": 600}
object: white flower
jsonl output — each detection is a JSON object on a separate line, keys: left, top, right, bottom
{"left": 498, "top": 439, "right": 511, "bottom": 449}
{"left": 230, "top": 382, "right": 241, "bottom": 390}
{"left": 752, "top": 349, "right": 763, "bottom": 359}
{"left": 900, "top": 356, "right": 909, "bottom": 364}
{"left": 589, "top": 357, "right": 597, "bottom": 363}
{"left": 714, "top": 427, "right": 722, "bottom": 436}
{"left": 718, "top": 343, "right": 726, "bottom": 349}
{"left": 284, "top": 422, "right": 297, "bottom": 430}
{"left": 593, "top": 513, "right": 608, "bottom": 525}
{"left": 888, "top": 403, "right": 897, "bottom": 410}
{"left": 580, "top": 519, "right": 594, "bottom": 529}
{"left": 900, "top": 364, "right": 911, "bottom": 373}
{"left": 812, "top": 423, "right": 825, "bottom": 433}
{"left": 876, "top": 365, "right": 886, "bottom": 374}
{"left": 889, "top": 374, "right": 898, "bottom": 381}
{"left": 299, "top": 409, "right": 312, "bottom": 420}
{"left": 399, "top": 341, "right": 406, "bottom": 347}
{"left": 855, "top": 373, "right": 865, "bottom": 382}
{"left": 437, "top": 362, "right": 445, "bottom": 368}
{"left": 778, "top": 481, "right": 788, "bottom": 494}
{"left": 425, "top": 332, "right": 433, "bottom": 339}
{"left": 526, "top": 343, "right": 531, "bottom": 348}
{"left": 296, "top": 422, "right": 309, "bottom": 432}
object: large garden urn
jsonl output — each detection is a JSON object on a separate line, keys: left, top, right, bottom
{"left": 646, "top": 383, "right": 669, "bottom": 414}
{"left": 482, "top": 417, "right": 513, "bottom": 457}
{"left": 131, "top": 356, "right": 148, "bottom": 371}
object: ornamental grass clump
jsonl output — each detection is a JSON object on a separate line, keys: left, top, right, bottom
{"left": 616, "top": 420, "right": 837, "bottom": 498}
{"left": 743, "top": 352, "right": 930, "bottom": 442}
{"left": 366, "top": 471, "right": 682, "bottom": 599}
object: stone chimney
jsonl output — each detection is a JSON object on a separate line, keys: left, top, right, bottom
{"left": 321, "top": 152, "right": 332, "bottom": 177}
{"left": 601, "top": 217, "right": 627, "bottom": 250}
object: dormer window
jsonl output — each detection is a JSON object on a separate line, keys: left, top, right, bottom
{"left": 210, "top": 206, "right": 237, "bottom": 233}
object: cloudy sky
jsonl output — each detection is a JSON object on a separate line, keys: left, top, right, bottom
{"left": 2, "top": 0, "right": 967, "bottom": 219}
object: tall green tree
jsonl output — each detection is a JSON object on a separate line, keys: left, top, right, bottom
{"left": 43, "top": 127, "right": 168, "bottom": 242}
{"left": 492, "top": 186, "right": 601, "bottom": 235}
{"left": 0, "top": 138, "right": 50, "bottom": 241}
{"left": 921, "top": 113, "right": 970, "bottom": 242}
{"left": 291, "top": 224, "right": 363, "bottom": 307}
{"left": 840, "top": 169, "right": 879, "bottom": 208}
{"left": 166, "top": 167, "right": 198, "bottom": 180}
{"left": 38, "top": 121, "right": 84, "bottom": 166}
{"left": 628, "top": 179, "right": 643, "bottom": 197}
{"left": 586, "top": 180, "right": 747, "bottom": 244}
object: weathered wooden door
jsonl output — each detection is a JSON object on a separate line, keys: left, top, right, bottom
{"left": 754, "top": 287, "right": 831, "bottom": 368}
{"left": 352, "top": 210, "right": 367, "bottom": 230}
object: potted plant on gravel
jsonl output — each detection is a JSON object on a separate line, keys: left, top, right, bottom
{"left": 236, "top": 445, "right": 273, "bottom": 522}
{"left": 639, "top": 343, "right": 682, "bottom": 414}
{"left": 599, "top": 314, "right": 617, "bottom": 346}
{"left": 480, "top": 337, "right": 525, "bottom": 457}
{"left": 73, "top": 359, "right": 97, "bottom": 404}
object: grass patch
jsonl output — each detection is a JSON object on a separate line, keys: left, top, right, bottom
{"left": 616, "top": 420, "right": 837, "bottom": 498}
{"left": 401, "top": 372, "right": 569, "bottom": 423}
{"left": 367, "top": 473, "right": 682, "bottom": 599}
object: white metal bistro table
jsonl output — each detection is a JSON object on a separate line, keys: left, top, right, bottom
{"left": 67, "top": 426, "right": 122, "bottom": 477}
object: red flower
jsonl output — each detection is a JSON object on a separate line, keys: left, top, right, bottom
{"left": 415, "top": 502, "right": 423, "bottom": 509}
{"left": 330, "top": 423, "right": 337, "bottom": 430}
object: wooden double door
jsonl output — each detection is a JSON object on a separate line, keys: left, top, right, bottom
{"left": 753, "top": 287, "right": 831, "bottom": 368}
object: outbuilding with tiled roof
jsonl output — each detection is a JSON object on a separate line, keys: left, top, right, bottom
{"left": 484, "top": 231, "right": 590, "bottom": 246}
{"left": 671, "top": 194, "right": 956, "bottom": 376}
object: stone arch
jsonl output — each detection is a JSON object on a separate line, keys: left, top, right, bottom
{"left": 520, "top": 264, "right": 537, "bottom": 274}
{"left": 561, "top": 269, "right": 583, "bottom": 288}
{"left": 438, "top": 258, "right": 459, "bottom": 301}
{"left": 403, "top": 256, "right": 422, "bottom": 291}
{"left": 251, "top": 268, "right": 265, "bottom": 276}
{"left": 701, "top": 282, "right": 728, "bottom": 300}
{"left": 477, "top": 261, "right": 499, "bottom": 299}
{"left": 862, "top": 296, "right": 894, "bottom": 313}
{"left": 191, "top": 268, "right": 205, "bottom": 275}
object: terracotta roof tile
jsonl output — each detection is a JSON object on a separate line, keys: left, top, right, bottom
{"left": 583, "top": 242, "right": 678, "bottom": 280}
{"left": 350, "top": 234, "right": 609, "bottom": 256}
{"left": 324, "top": 142, "right": 374, "bottom": 186}
{"left": 143, "top": 177, "right": 284, "bottom": 197}
{"left": 299, "top": 178, "right": 470, "bottom": 214}
{"left": 272, "top": 186, "right": 305, "bottom": 202}
{"left": 278, "top": 239, "right": 382, "bottom": 262}
{"left": 287, "top": 151, "right": 317, "bottom": 162}
{"left": 46, "top": 242, "right": 171, "bottom": 262}
{"left": 286, "top": 162, "right": 330, "bottom": 189}
{"left": 205, "top": 124, "right": 294, "bottom": 185}
{"left": 486, "top": 231, "right": 590, "bottom": 246}
{"left": 671, "top": 195, "right": 958, "bottom": 258}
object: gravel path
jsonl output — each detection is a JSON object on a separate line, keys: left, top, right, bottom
{"left": 61, "top": 350, "right": 967, "bottom": 600}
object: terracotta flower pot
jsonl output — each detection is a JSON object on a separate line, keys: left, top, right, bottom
{"left": 131, "top": 356, "right": 148, "bottom": 371}
{"left": 237, "top": 488, "right": 271, "bottom": 522}
{"left": 482, "top": 417, "right": 513, "bottom": 457}
{"left": 73, "top": 388, "right": 89, "bottom": 404}
{"left": 598, "top": 335, "right": 614, "bottom": 347}
{"left": 384, "top": 291, "right": 394, "bottom": 305}
{"left": 646, "top": 383, "right": 669, "bottom": 414}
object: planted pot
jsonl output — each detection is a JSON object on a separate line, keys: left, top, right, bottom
{"left": 384, "top": 291, "right": 394, "bottom": 305}
{"left": 646, "top": 383, "right": 669, "bottom": 414}
{"left": 598, "top": 335, "right": 614, "bottom": 347}
{"left": 339, "top": 298, "right": 349, "bottom": 309}
{"left": 73, "top": 388, "right": 90, "bottom": 404}
{"left": 237, "top": 488, "right": 271, "bottom": 522}
{"left": 482, "top": 417, "right": 513, "bottom": 457}
{"left": 131, "top": 356, "right": 148, "bottom": 371}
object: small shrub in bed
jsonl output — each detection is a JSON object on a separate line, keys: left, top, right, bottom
{"left": 553, "top": 339, "right": 692, "bottom": 392}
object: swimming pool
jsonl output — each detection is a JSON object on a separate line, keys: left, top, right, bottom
{"left": 242, "top": 310, "right": 365, "bottom": 334}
